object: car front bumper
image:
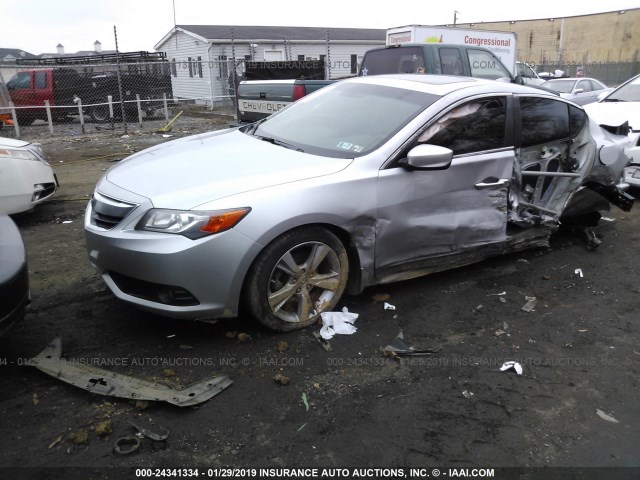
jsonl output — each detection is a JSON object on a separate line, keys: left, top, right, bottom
{"left": 84, "top": 199, "right": 262, "bottom": 320}
{"left": 0, "top": 260, "right": 29, "bottom": 336}
{"left": 0, "top": 158, "right": 58, "bottom": 214}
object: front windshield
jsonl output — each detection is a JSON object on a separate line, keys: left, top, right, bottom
{"left": 6, "top": 72, "right": 32, "bottom": 90}
{"left": 542, "top": 79, "right": 576, "bottom": 93}
{"left": 252, "top": 82, "right": 439, "bottom": 158}
{"left": 605, "top": 75, "right": 640, "bottom": 102}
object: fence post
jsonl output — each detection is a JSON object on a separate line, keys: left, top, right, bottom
{"left": 136, "top": 94, "right": 143, "bottom": 128}
{"left": 77, "top": 98, "right": 85, "bottom": 134}
{"left": 44, "top": 100, "right": 54, "bottom": 136}
{"left": 163, "top": 93, "right": 169, "bottom": 122}
{"left": 108, "top": 95, "right": 114, "bottom": 130}
{"left": 9, "top": 102, "right": 20, "bottom": 139}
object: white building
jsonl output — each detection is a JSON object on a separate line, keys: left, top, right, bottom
{"left": 154, "top": 25, "right": 385, "bottom": 105}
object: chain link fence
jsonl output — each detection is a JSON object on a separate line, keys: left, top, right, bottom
{"left": 2, "top": 57, "right": 639, "bottom": 141}
{"left": 522, "top": 60, "right": 640, "bottom": 86}
{"left": 0, "top": 58, "right": 243, "bottom": 140}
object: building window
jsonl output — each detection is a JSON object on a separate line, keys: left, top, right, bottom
{"left": 218, "top": 55, "right": 228, "bottom": 80}
{"left": 171, "top": 59, "right": 177, "bottom": 76}
{"left": 188, "top": 57, "right": 193, "bottom": 77}
{"left": 350, "top": 54, "right": 358, "bottom": 74}
{"left": 197, "top": 56, "right": 203, "bottom": 77}
{"left": 298, "top": 55, "right": 305, "bottom": 61}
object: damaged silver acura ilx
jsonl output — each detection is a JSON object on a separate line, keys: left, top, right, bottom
{"left": 84, "top": 75, "right": 633, "bottom": 331}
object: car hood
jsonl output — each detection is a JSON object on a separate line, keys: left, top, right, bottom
{"left": 584, "top": 101, "right": 640, "bottom": 132}
{"left": 105, "top": 129, "right": 352, "bottom": 209}
{"left": 0, "top": 137, "right": 31, "bottom": 148}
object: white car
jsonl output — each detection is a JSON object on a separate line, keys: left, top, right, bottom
{"left": 541, "top": 77, "right": 612, "bottom": 105}
{"left": 0, "top": 137, "right": 58, "bottom": 214}
{"left": 584, "top": 74, "right": 640, "bottom": 187}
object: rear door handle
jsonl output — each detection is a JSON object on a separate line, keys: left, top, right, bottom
{"left": 475, "top": 178, "right": 509, "bottom": 189}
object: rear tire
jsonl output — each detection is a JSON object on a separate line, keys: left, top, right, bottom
{"left": 244, "top": 227, "right": 349, "bottom": 332}
{"left": 89, "top": 105, "right": 110, "bottom": 123}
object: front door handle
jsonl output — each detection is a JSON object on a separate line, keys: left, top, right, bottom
{"left": 475, "top": 178, "right": 509, "bottom": 189}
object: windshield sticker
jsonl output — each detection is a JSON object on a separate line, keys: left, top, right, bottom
{"left": 337, "top": 142, "right": 364, "bottom": 153}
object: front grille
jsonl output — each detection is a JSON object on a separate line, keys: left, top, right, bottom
{"left": 90, "top": 192, "right": 137, "bottom": 230}
{"left": 109, "top": 271, "right": 200, "bottom": 307}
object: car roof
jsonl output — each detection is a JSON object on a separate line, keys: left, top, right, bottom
{"left": 347, "top": 74, "right": 558, "bottom": 98}
{"left": 544, "top": 77, "right": 599, "bottom": 82}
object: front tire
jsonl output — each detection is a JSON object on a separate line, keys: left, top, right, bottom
{"left": 245, "top": 227, "right": 349, "bottom": 332}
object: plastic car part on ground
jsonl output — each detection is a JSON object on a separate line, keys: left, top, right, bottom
{"left": 383, "top": 331, "right": 441, "bottom": 357}
{"left": 127, "top": 418, "right": 170, "bottom": 441}
{"left": 31, "top": 337, "right": 232, "bottom": 407}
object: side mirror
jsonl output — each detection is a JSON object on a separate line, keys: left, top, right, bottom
{"left": 402, "top": 144, "right": 453, "bottom": 170}
{"left": 574, "top": 88, "right": 584, "bottom": 94}
{"left": 513, "top": 76, "right": 526, "bottom": 85}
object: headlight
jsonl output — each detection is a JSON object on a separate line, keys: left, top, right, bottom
{"left": 135, "top": 207, "right": 251, "bottom": 239}
{"left": 0, "top": 147, "right": 40, "bottom": 162}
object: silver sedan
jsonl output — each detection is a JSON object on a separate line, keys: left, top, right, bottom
{"left": 541, "top": 77, "right": 612, "bottom": 105}
{"left": 85, "top": 75, "right": 632, "bottom": 331}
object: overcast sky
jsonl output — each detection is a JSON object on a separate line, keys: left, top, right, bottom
{"left": 1, "top": 0, "right": 638, "bottom": 54}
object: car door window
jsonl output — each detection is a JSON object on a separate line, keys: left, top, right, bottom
{"left": 35, "top": 71, "right": 47, "bottom": 89}
{"left": 417, "top": 97, "right": 507, "bottom": 155}
{"left": 577, "top": 80, "right": 592, "bottom": 92}
{"left": 468, "top": 49, "right": 511, "bottom": 80}
{"left": 514, "top": 97, "right": 591, "bottom": 222}
{"left": 520, "top": 97, "right": 569, "bottom": 147}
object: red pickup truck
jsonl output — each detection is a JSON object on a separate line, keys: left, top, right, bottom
{"left": 6, "top": 68, "right": 85, "bottom": 124}
{"left": 6, "top": 67, "right": 172, "bottom": 125}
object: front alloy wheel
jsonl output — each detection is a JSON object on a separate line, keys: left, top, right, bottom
{"left": 245, "top": 227, "right": 349, "bottom": 332}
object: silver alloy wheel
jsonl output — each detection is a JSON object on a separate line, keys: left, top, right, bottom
{"left": 266, "top": 241, "right": 344, "bottom": 323}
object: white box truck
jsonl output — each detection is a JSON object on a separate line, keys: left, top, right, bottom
{"left": 386, "top": 25, "right": 544, "bottom": 85}
{"left": 386, "top": 25, "right": 517, "bottom": 77}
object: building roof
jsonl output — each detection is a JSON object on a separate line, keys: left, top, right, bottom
{"left": 0, "top": 48, "right": 38, "bottom": 62}
{"left": 39, "top": 50, "right": 117, "bottom": 59}
{"left": 181, "top": 25, "right": 385, "bottom": 41}
{"left": 155, "top": 25, "right": 386, "bottom": 49}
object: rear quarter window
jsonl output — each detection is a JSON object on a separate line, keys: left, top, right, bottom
{"left": 238, "top": 83, "right": 295, "bottom": 100}
{"left": 360, "top": 47, "right": 425, "bottom": 75}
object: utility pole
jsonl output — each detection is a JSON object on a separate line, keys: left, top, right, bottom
{"left": 453, "top": 10, "right": 459, "bottom": 26}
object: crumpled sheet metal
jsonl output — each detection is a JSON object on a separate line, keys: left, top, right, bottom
{"left": 31, "top": 337, "right": 232, "bottom": 407}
